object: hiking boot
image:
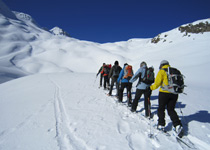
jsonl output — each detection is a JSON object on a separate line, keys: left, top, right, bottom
{"left": 157, "top": 125, "right": 165, "bottom": 131}
{"left": 173, "top": 125, "right": 184, "bottom": 138}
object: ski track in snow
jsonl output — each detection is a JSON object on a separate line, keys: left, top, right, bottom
{"left": 48, "top": 76, "right": 92, "bottom": 150}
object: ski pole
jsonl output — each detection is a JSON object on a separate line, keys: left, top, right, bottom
{"left": 148, "top": 97, "right": 151, "bottom": 117}
{"left": 148, "top": 97, "right": 153, "bottom": 138}
{"left": 177, "top": 101, "right": 187, "bottom": 125}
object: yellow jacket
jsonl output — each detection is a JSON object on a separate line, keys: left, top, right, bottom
{"left": 150, "top": 64, "right": 170, "bottom": 93}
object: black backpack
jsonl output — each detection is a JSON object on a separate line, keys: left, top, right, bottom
{"left": 112, "top": 65, "right": 121, "bottom": 78}
{"left": 103, "top": 65, "right": 110, "bottom": 75}
{"left": 161, "top": 67, "right": 186, "bottom": 94}
{"left": 142, "top": 67, "right": 155, "bottom": 84}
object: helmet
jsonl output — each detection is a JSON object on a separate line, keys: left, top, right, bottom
{"left": 159, "top": 60, "right": 169, "bottom": 69}
{"left": 160, "top": 60, "right": 169, "bottom": 65}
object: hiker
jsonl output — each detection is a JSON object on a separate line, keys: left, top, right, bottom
{"left": 102, "top": 64, "right": 111, "bottom": 90}
{"left": 146, "top": 60, "right": 183, "bottom": 137}
{"left": 96, "top": 63, "right": 106, "bottom": 87}
{"left": 117, "top": 63, "right": 133, "bottom": 105}
{"left": 129, "top": 61, "right": 154, "bottom": 118}
{"left": 107, "top": 61, "right": 122, "bottom": 97}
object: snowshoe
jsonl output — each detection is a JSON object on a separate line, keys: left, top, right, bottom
{"left": 173, "top": 125, "right": 184, "bottom": 138}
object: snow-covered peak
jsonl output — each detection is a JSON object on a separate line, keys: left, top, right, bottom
{"left": 13, "top": 11, "right": 38, "bottom": 25}
{"left": 50, "top": 26, "right": 70, "bottom": 37}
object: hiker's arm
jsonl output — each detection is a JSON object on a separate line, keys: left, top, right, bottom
{"left": 130, "top": 68, "right": 141, "bottom": 83}
{"left": 150, "top": 70, "right": 163, "bottom": 90}
{"left": 117, "top": 69, "right": 124, "bottom": 83}
{"left": 97, "top": 67, "right": 102, "bottom": 75}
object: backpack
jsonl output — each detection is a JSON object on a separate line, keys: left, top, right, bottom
{"left": 112, "top": 65, "right": 120, "bottom": 78}
{"left": 161, "top": 67, "right": 185, "bottom": 94}
{"left": 142, "top": 67, "right": 155, "bottom": 84}
{"left": 123, "top": 65, "right": 133, "bottom": 80}
{"left": 103, "top": 65, "right": 110, "bottom": 76}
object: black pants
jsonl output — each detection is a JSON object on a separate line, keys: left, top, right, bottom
{"left": 103, "top": 76, "right": 109, "bottom": 89}
{"left": 132, "top": 89, "right": 151, "bottom": 116}
{"left": 119, "top": 82, "right": 132, "bottom": 103}
{"left": 158, "top": 92, "right": 182, "bottom": 127}
{"left": 109, "top": 77, "right": 119, "bottom": 96}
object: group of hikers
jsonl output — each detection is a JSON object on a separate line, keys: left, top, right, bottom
{"left": 96, "top": 60, "right": 184, "bottom": 138}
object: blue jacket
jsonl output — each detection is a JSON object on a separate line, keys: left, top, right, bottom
{"left": 129, "top": 64, "right": 150, "bottom": 90}
{"left": 117, "top": 65, "right": 130, "bottom": 83}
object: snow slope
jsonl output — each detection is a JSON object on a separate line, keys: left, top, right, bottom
{"left": 0, "top": 73, "right": 210, "bottom": 150}
{"left": 1, "top": 0, "right": 210, "bottom": 149}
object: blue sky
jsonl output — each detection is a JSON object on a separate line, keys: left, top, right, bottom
{"left": 5, "top": 0, "right": 210, "bottom": 43}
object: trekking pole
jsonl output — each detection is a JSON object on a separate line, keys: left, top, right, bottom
{"left": 177, "top": 101, "right": 187, "bottom": 125}
{"left": 148, "top": 97, "right": 151, "bottom": 118}
{"left": 148, "top": 97, "right": 153, "bottom": 138}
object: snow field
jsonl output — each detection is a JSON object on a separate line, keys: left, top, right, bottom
{"left": 0, "top": 70, "right": 210, "bottom": 150}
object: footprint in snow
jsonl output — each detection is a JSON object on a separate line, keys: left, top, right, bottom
{"left": 117, "top": 120, "right": 130, "bottom": 134}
